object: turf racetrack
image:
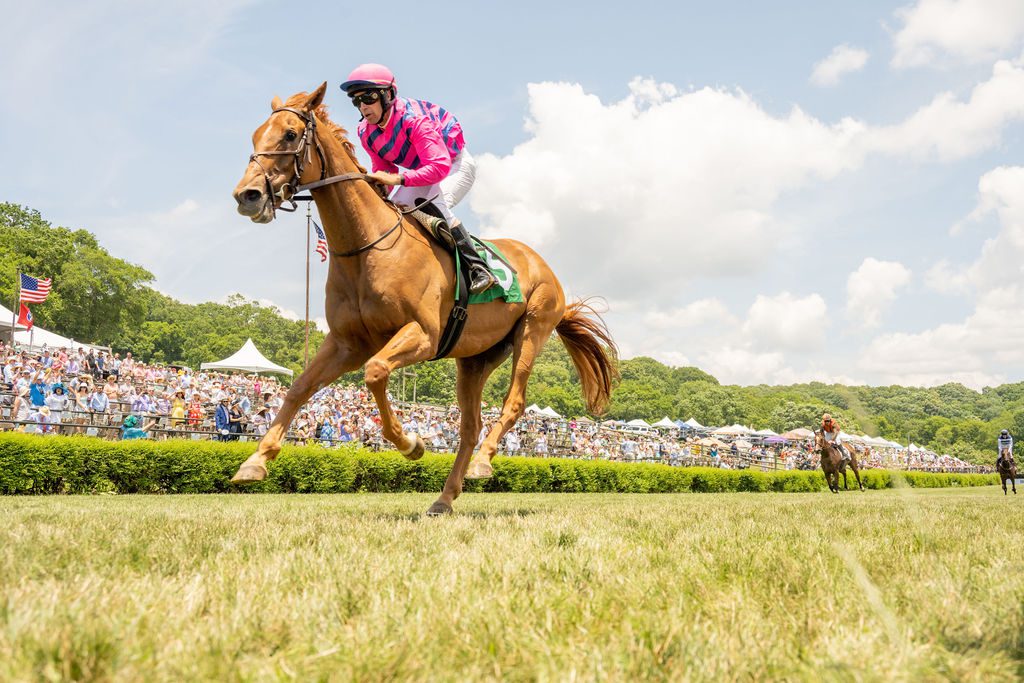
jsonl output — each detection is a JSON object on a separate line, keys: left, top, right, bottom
{"left": 1, "top": 488, "right": 1021, "bottom": 681}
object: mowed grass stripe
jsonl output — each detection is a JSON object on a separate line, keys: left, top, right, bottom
{"left": 0, "top": 489, "right": 1021, "bottom": 681}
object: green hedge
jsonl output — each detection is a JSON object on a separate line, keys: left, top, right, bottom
{"left": 0, "top": 433, "right": 999, "bottom": 495}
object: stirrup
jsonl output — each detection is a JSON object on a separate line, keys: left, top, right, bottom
{"left": 469, "top": 267, "right": 497, "bottom": 295}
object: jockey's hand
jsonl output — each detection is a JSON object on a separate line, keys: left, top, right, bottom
{"left": 366, "top": 171, "right": 403, "bottom": 187}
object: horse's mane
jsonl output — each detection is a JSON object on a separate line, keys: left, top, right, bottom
{"left": 283, "top": 93, "right": 366, "bottom": 174}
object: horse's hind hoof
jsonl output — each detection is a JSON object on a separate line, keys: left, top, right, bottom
{"left": 465, "top": 459, "right": 493, "bottom": 480}
{"left": 425, "top": 500, "right": 453, "bottom": 516}
{"left": 231, "top": 463, "right": 268, "bottom": 484}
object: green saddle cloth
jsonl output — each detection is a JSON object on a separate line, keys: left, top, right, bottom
{"left": 467, "top": 240, "right": 524, "bottom": 304}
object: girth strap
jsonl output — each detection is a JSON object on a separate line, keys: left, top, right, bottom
{"left": 432, "top": 248, "right": 470, "bottom": 361}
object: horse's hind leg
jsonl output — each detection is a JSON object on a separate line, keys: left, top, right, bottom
{"left": 232, "top": 334, "right": 364, "bottom": 483}
{"left": 466, "top": 292, "right": 562, "bottom": 479}
{"left": 426, "top": 342, "right": 512, "bottom": 516}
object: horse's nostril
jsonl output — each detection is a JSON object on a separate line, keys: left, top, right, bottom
{"left": 243, "top": 189, "right": 263, "bottom": 204}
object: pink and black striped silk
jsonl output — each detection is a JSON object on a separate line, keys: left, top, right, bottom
{"left": 357, "top": 98, "right": 465, "bottom": 187}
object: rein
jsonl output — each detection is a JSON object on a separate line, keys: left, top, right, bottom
{"left": 249, "top": 106, "right": 411, "bottom": 258}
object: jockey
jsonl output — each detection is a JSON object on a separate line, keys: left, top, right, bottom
{"left": 340, "top": 63, "right": 497, "bottom": 295}
{"left": 821, "top": 413, "right": 850, "bottom": 463}
{"left": 997, "top": 429, "right": 1013, "bottom": 467}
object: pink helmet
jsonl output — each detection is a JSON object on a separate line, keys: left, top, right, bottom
{"left": 340, "top": 63, "right": 397, "bottom": 94}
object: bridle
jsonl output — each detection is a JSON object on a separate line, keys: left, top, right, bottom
{"left": 247, "top": 106, "right": 404, "bottom": 257}
{"left": 248, "top": 107, "right": 330, "bottom": 215}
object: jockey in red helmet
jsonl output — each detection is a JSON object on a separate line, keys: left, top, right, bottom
{"left": 340, "top": 64, "right": 496, "bottom": 294}
{"left": 821, "top": 413, "right": 850, "bottom": 463}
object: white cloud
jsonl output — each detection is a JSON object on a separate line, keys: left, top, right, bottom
{"left": 810, "top": 45, "right": 870, "bottom": 86}
{"left": 471, "top": 63, "right": 1024, "bottom": 304}
{"left": 846, "top": 258, "right": 912, "bottom": 327}
{"left": 864, "top": 58, "right": 1024, "bottom": 161}
{"left": 891, "top": 0, "right": 1024, "bottom": 67}
{"left": 471, "top": 78, "right": 867, "bottom": 300}
{"left": 643, "top": 299, "right": 737, "bottom": 330}
{"left": 859, "top": 287, "right": 1020, "bottom": 388}
{"left": 963, "top": 166, "right": 1024, "bottom": 290}
{"left": 741, "top": 292, "right": 829, "bottom": 352}
{"left": 924, "top": 260, "right": 970, "bottom": 294}
{"left": 860, "top": 166, "right": 1024, "bottom": 388}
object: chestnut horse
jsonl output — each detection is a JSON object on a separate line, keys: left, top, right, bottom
{"left": 229, "top": 84, "right": 617, "bottom": 514}
{"left": 997, "top": 447, "right": 1017, "bottom": 495}
{"left": 815, "top": 430, "right": 864, "bottom": 493}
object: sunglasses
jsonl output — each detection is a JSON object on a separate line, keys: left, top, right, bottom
{"left": 350, "top": 91, "right": 382, "bottom": 107}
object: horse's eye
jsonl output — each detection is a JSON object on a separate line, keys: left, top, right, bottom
{"left": 285, "top": 130, "right": 298, "bottom": 142}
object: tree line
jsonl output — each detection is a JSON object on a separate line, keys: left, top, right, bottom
{"left": 3, "top": 202, "right": 1016, "bottom": 464}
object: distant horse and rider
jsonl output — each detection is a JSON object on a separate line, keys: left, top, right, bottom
{"left": 229, "top": 79, "right": 617, "bottom": 515}
{"left": 997, "top": 429, "right": 1017, "bottom": 495}
{"left": 815, "top": 413, "right": 863, "bottom": 493}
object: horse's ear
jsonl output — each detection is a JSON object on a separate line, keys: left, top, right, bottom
{"left": 306, "top": 82, "right": 327, "bottom": 110}
{"left": 271, "top": 95, "right": 284, "bottom": 110}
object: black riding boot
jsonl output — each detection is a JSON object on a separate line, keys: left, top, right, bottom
{"left": 450, "top": 222, "right": 497, "bottom": 294}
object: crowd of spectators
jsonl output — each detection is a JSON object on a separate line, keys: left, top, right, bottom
{"left": 0, "top": 341, "right": 991, "bottom": 473}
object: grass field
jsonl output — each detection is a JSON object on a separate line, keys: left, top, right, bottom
{"left": 1, "top": 488, "right": 1022, "bottom": 681}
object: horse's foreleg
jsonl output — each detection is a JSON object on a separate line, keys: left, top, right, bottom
{"left": 232, "top": 334, "right": 364, "bottom": 483}
{"left": 466, "top": 304, "right": 560, "bottom": 479}
{"left": 427, "top": 344, "right": 511, "bottom": 516}
{"left": 364, "top": 322, "right": 435, "bottom": 460}
{"left": 852, "top": 461, "right": 864, "bottom": 491}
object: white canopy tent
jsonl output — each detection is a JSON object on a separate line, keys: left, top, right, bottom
{"left": 653, "top": 416, "right": 678, "bottom": 429}
{"left": 540, "top": 406, "right": 561, "bottom": 418}
{"left": 525, "top": 404, "right": 543, "bottom": 415}
{"left": 627, "top": 418, "right": 651, "bottom": 428}
{"left": 713, "top": 424, "right": 755, "bottom": 436}
{"left": 753, "top": 428, "right": 778, "bottom": 436}
{"left": 0, "top": 303, "right": 27, "bottom": 334}
{"left": 200, "top": 338, "right": 294, "bottom": 376}
{"left": 684, "top": 418, "right": 704, "bottom": 429}
{"left": 1, "top": 304, "right": 105, "bottom": 351}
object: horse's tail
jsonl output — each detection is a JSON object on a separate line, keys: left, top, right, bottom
{"left": 556, "top": 299, "right": 619, "bottom": 415}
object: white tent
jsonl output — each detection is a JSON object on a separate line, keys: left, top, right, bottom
{"left": 0, "top": 303, "right": 27, "bottom": 334}
{"left": 713, "top": 424, "right": 754, "bottom": 436}
{"left": 627, "top": 418, "right": 651, "bottom": 428}
{"left": 753, "top": 428, "right": 778, "bottom": 436}
{"left": 653, "top": 416, "right": 677, "bottom": 429}
{"left": 200, "top": 338, "right": 294, "bottom": 376}
{"left": 684, "top": 418, "right": 704, "bottom": 429}
{"left": 540, "top": 406, "right": 561, "bottom": 418}
{"left": 525, "top": 404, "right": 543, "bottom": 415}
{"left": 6, "top": 315, "right": 105, "bottom": 352}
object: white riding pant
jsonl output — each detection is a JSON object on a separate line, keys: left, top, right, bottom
{"left": 391, "top": 149, "right": 476, "bottom": 226}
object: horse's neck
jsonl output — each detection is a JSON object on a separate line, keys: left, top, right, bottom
{"left": 312, "top": 127, "right": 399, "bottom": 258}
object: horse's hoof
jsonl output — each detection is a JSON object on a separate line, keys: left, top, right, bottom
{"left": 401, "top": 434, "right": 426, "bottom": 461}
{"left": 425, "top": 500, "right": 453, "bottom": 517}
{"left": 465, "top": 459, "right": 493, "bottom": 480}
{"left": 231, "top": 463, "right": 268, "bottom": 484}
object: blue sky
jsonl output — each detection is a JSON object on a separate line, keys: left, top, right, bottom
{"left": 3, "top": 0, "right": 1024, "bottom": 388}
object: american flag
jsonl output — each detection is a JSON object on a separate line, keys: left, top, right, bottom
{"left": 19, "top": 274, "right": 51, "bottom": 303}
{"left": 313, "top": 221, "right": 328, "bottom": 263}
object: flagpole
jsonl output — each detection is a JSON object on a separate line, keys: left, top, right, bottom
{"left": 10, "top": 271, "right": 19, "bottom": 347}
{"left": 304, "top": 202, "right": 311, "bottom": 370}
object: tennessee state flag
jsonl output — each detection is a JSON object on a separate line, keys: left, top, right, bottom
{"left": 17, "top": 303, "right": 33, "bottom": 330}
